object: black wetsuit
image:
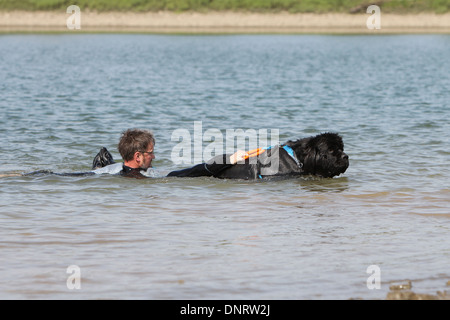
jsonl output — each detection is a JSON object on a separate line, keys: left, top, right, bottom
{"left": 167, "top": 154, "right": 233, "bottom": 178}
{"left": 120, "top": 164, "right": 148, "bottom": 179}
{"left": 24, "top": 154, "right": 233, "bottom": 179}
{"left": 23, "top": 165, "right": 143, "bottom": 178}
{"left": 23, "top": 170, "right": 95, "bottom": 177}
{"left": 122, "top": 155, "right": 233, "bottom": 178}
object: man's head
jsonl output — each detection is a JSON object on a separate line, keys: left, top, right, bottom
{"left": 118, "top": 129, "right": 155, "bottom": 169}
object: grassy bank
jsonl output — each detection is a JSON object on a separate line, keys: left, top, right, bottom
{"left": 0, "top": 0, "right": 449, "bottom": 13}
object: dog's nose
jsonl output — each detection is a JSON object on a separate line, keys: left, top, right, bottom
{"left": 342, "top": 154, "right": 349, "bottom": 160}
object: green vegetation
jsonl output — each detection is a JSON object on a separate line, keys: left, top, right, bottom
{"left": 0, "top": 0, "right": 449, "bottom": 13}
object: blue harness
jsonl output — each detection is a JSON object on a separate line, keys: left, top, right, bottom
{"left": 282, "top": 145, "right": 302, "bottom": 168}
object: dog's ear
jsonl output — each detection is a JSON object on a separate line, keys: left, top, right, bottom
{"left": 322, "top": 132, "right": 344, "bottom": 148}
{"left": 286, "top": 132, "right": 344, "bottom": 158}
{"left": 308, "top": 133, "right": 344, "bottom": 151}
{"left": 286, "top": 137, "right": 313, "bottom": 158}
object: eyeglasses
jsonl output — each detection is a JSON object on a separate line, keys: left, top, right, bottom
{"left": 139, "top": 150, "right": 154, "bottom": 156}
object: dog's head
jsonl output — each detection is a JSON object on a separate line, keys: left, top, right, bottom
{"left": 288, "top": 133, "right": 349, "bottom": 178}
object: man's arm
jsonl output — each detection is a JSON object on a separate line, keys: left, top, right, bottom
{"left": 167, "top": 151, "right": 245, "bottom": 178}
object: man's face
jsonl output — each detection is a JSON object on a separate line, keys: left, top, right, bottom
{"left": 138, "top": 143, "right": 155, "bottom": 169}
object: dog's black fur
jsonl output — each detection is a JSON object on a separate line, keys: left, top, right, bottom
{"left": 92, "top": 132, "right": 349, "bottom": 180}
{"left": 215, "top": 132, "right": 349, "bottom": 180}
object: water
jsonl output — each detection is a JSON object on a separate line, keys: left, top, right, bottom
{"left": 0, "top": 34, "right": 449, "bottom": 300}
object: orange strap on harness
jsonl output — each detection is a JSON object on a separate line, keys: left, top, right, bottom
{"left": 243, "top": 148, "right": 266, "bottom": 160}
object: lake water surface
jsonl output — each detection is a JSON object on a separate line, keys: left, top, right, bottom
{"left": 0, "top": 34, "right": 449, "bottom": 299}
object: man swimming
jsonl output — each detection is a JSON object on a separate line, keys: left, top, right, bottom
{"left": 93, "top": 128, "right": 246, "bottom": 178}
{"left": 110, "top": 128, "right": 156, "bottom": 178}
{"left": 0, "top": 128, "right": 245, "bottom": 179}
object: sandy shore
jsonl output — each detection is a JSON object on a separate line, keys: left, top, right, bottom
{"left": 1, "top": 10, "right": 450, "bottom": 33}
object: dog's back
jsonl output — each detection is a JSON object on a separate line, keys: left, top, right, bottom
{"left": 217, "top": 146, "right": 303, "bottom": 180}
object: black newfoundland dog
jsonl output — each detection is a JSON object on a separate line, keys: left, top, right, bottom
{"left": 213, "top": 132, "right": 349, "bottom": 180}
{"left": 93, "top": 132, "right": 349, "bottom": 180}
